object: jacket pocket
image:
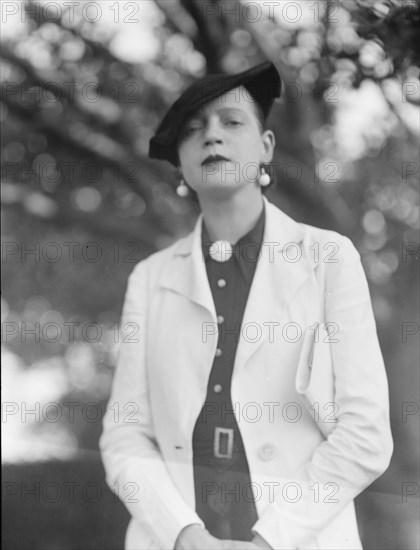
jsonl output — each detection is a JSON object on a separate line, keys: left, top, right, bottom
{"left": 295, "top": 323, "right": 338, "bottom": 437}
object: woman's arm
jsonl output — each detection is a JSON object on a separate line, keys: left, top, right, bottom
{"left": 251, "top": 235, "right": 394, "bottom": 549}
{"left": 99, "top": 264, "right": 205, "bottom": 549}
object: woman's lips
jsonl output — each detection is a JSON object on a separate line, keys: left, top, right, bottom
{"left": 201, "top": 155, "right": 230, "bottom": 165}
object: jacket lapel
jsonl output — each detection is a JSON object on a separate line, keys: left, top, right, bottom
{"left": 234, "top": 197, "right": 314, "bottom": 370}
{"left": 159, "top": 213, "right": 217, "bottom": 321}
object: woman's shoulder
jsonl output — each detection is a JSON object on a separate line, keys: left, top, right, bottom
{"left": 266, "top": 199, "right": 357, "bottom": 256}
{"left": 296, "top": 221, "right": 361, "bottom": 274}
{"left": 127, "top": 231, "right": 192, "bottom": 280}
{"left": 298, "top": 220, "right": 358, "bottom": 255}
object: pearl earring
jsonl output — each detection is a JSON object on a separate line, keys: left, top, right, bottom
{"left": 176, "top": 178, "right": 189, "bottom": 197}
{"left": 258, "top": 167, "right": 271, "bottom": 187}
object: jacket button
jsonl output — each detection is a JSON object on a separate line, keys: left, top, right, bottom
{"left": 258, "top": 443, "right": 277, "bottom": 461}
{"left": 217, "top": 279, "right": 227, "bottom": 288}
{"left": 215, "top": 348, "right": 222, "bottom": 357}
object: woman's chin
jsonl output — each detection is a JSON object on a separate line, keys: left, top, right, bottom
{"left": 196, "top": 178, "right": 242, "bottom": 194}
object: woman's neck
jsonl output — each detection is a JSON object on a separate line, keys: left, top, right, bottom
{"left": 199, "top": 189, "right": 264, "bottom": 244}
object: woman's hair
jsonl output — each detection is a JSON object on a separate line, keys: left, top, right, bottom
{"left": 175, "top": 94, "right": 275, "bottom": 202}
{"left": 251, "top": 100, "right": 266, "bottom": 134}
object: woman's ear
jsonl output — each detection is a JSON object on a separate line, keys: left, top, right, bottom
{"left": 261, "top": 130, "right": 276, "bottom": 163}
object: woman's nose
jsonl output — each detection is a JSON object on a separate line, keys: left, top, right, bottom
{"left": 203, "top": 117, "right": 223, "bottom": 146}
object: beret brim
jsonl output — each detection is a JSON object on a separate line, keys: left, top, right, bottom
{"left": 149, "top": 61, "right": 282, "bottom": 166}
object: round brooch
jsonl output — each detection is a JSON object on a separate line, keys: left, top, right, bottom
{"left": 209, "top": 240, "right": 233, "bottom": 262}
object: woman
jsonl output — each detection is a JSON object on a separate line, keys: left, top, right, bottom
{"left": 100, "top": 61, "right": 393, "bottom": 550}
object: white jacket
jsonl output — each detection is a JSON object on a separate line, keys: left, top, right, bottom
{"left": 99, "top": 196, "right": 393, "bottom": 550}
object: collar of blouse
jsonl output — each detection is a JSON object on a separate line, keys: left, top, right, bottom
{"left": 201, "top": 202, "right": 266, "bottom": 285}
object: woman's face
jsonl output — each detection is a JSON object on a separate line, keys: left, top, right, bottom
{"left": 176, "top": 86, "right": 275, "bottom": 199}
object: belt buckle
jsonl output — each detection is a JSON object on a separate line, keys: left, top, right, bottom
{"left": 214, "top": 427, "right": 234, "bottom": 459}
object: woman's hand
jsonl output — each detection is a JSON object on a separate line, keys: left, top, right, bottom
{"left": 251, "top": 533, "right": 272, "bottom": 549}
{"left": 174, "top": 524, "right": 226, "bottom": 550}
{"left": 174, "top": 525, "right": 273, "bottom": 550}
{"left": 220, "top": 541, "right": 264, "bottom": 549}
{"left": 220, "top": 533, "right": 272, "bottom": 549}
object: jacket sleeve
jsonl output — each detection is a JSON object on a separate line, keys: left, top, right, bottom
{"left": 99, "top": 263, "right": 204, "bottom": 549}
{"left": 251, "top": 235, "right": 394, "bottom": 549}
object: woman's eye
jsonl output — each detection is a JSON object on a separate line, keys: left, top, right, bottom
{"left": 226, "top": 120, "right": 241, "bottom": 126}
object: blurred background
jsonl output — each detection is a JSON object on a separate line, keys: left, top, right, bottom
{"left": 1, "top": 0, "right": 419, "bottom": 548}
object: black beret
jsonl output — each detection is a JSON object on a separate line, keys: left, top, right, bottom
{"left": 149, "top": 61, "right": 282, "bottom": 166}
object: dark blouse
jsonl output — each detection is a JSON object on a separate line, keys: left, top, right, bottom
{"left": 192, "top": 201, "right": 266, "bottom": 541}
